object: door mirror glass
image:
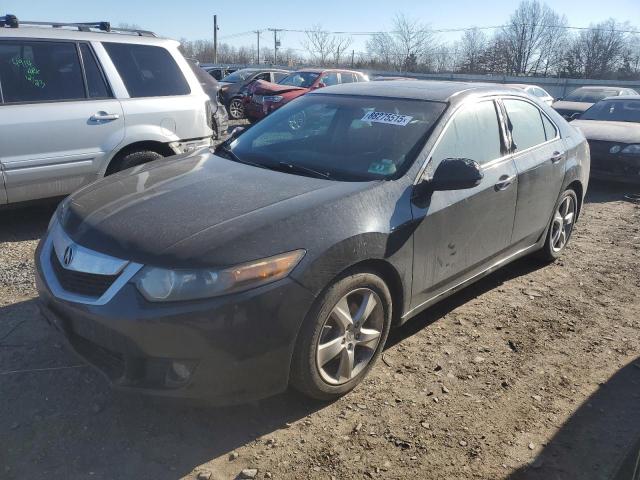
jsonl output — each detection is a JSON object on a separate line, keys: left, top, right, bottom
{"left": 429, "top": 158, "right": 483, "bottom": 191}
{"left": 314, "top": 82, "right": 326, "bottom": 89}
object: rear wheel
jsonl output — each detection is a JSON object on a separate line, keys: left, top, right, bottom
{"left": 290, "top": 272, "right": 392, "bottom": 401}
{"left": 538, "top": 189, "right": 578, "bottom": 261}
{"left": 228, "top": 98, "right": 245, "bottom": 120}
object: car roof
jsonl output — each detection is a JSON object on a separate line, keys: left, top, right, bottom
{"left": 294, "top": 68, "right": 362, "bottom": 74}
{"left": 312, "top": 80, "right": 530, "bottom": 103}
{"left": 0, "top": 24, "right": 176, "bottom": 46}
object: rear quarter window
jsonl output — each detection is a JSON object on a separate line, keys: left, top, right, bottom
{"left": 103, "top": 43, "right": 190, "bottom": 98}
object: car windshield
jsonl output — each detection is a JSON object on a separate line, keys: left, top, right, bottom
{"left": 220, "top": 94, "right": 447, "bottom": 181}
{"left": 581, "top": 99, "right": 640, "bottom": 123}
{"left": 278, "top": 72, "right": 320, "bottom": 88}
{"left": 565, "top": 88, "right": 620, "bottom": 103}
{"left": 221, "top": 70, "right": 252, "bottom": 83}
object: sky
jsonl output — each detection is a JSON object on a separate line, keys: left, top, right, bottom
{"left": 3, "top": 0, "right": 639, "bottom": 54}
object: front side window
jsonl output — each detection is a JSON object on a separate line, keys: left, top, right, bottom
{"left": 221, "top": 94, "right": 446, "bottom": 181}
{"left": 431, "top": 101, "right": 503, "bottom": 166}
{"left": 0, "top": 40, "right": 85, "bottom": 103}
{"left": 278, "top": 72, "right": 320, "bottom": 88}
{"left": 103, "top": 43, "right": 190, "bottom": 98}
{"left": 503, "top": 99, "right": 547, "bottom": 151}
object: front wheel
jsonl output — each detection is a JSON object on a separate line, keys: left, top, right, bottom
{"left": 227, "top": 98, "right": 244, "bottom": 120}
{"left": 290, "top": 272, "right": 392, "bottom": 401}
{"left": 538, "top": 189, "right": 578, "bottom": 261}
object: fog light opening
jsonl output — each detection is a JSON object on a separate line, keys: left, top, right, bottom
{"left": 164, "top": 360, "right": 197, "bottom": 387}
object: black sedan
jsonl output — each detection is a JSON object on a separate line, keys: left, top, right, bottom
{"left": 35, "top": 81, "right": 589, "bottom": 404}
{"left": 219, "top": 68, "right": 289, "bottom": 119}
{"left": 571, "top": 96, "right": 640, "bottom": 183}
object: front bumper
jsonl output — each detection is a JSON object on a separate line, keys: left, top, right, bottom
{"left": 35, "top": 231, "right": 315, "bottom": 404}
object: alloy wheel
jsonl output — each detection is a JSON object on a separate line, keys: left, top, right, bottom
{"left": 229, "top": 99, "right": 244, "bottom": 119}
{"left": 551, "top": 195, "right": 576, "bottom": 252}
{"left": 315, "top": 288, "right": 384, "bottom": 385}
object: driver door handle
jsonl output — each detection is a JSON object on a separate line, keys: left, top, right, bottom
{"left": 90, "top": 112, "right": 120, "bottom": 122}
{"left": 495, "top": 174, "right": 516, "bottom": 191}
{"left": 550, "top": 151, "right": 564, "bottom": 164}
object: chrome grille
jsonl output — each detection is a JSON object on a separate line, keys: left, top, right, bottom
{"left": 50, "top": 250, "right": 118, "bottom": 298}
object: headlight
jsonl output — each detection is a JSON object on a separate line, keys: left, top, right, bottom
{"left": 264, "top": 95, "right": 283, "bottom": 103}
{"left": 621, "top": 144, "right": 640, "bottom": 155}
{"left": 135, "top": 249, "right": 305, "bottom": 302}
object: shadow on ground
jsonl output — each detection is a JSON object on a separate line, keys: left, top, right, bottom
{"left": 509, "top": 356, "right": 640, "bottom": 480}
{"left": 0, "top": 200, "right": 58, "bottom": 242}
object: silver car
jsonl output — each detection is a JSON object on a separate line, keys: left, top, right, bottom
{"left": 0, "top": 15, "right": 218, "bottom": 205}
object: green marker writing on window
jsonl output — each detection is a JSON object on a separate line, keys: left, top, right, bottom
{"left": 11, "top": 56, "right": 46, "bottom": 89}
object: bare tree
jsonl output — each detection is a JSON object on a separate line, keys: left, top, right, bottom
{"left": 303, "top": 25, "right": 337, "bottom": 66}
{"left": 366, "top": 32, "right": 397, "bottom": 69}
{"left": 393, "top": 14, "right": 438, "bottom": 71}
{"left": 501, "top": 0, "right": 567, "bottom": 75}
{"left": 458, "top": 28, "right": 488, "bottom": 73}
{"left": 333, "top": 36, "right": 354, "bottom": 66}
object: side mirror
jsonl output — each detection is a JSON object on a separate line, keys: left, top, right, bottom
{"left": 314, "top": 82, "right": 327, "bottom": 89}
{"left": 229, "top": 126, "right": 246, "bottom": 139}
{"left": 428, "top": 158, "right": 483, "bottom": 191}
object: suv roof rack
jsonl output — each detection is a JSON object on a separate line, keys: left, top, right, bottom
{"left": 0, "top": 14, "right": 157, "bottom": 37}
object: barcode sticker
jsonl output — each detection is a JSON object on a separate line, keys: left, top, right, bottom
{"left": 361, "top": 111, "right": 413, "bottom": 126}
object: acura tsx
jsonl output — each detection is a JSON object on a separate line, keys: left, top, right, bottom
{"left": 35, "top": 81, "right": 590, "bottom": 404}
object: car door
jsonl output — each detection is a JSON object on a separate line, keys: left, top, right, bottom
{"left": 0, "top": 40, "right": 124, "bottom": 203}
{"left": 410, "top": 99, "right": 518, "bottom": 308}
{"left": 501, "top": 98, "right": 565, "bottom": 247}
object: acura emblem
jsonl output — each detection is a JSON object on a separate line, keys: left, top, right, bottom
{"left": 63, "top": 246, "right": 74, "bottom": 266}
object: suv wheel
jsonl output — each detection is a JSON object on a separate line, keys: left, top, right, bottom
{"left": 107, "top": 150, "right": 163, "bottom": 175}
{"left": 290, "top": 272, "right": 392, "bottom": 401}
{"left": 228, "top": 98, "right": 245, "bottom": 120}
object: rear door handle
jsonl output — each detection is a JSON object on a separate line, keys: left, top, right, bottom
{"left": 90, "top": 112, "right": 120, "bottom": 122}
{"left": 495, "top": 174, "right": 516, "bottom": 191}
{"left": 550, "top": 151, "right": 564, "bottom": 164}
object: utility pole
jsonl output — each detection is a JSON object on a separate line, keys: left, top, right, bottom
{"left": 213, "top": 15, "right": 218, "bottom": 64}
{"left": 351, "top": 50, "right": 355, "bottom": 68}
{"left": 254, "top": 30, "right": 262, "bottom": 64}
{"left": 268, "top": 28, "right": 282, "bottom": 65}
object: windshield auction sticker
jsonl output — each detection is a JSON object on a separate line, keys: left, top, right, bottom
{"left": 361, "top": 111, "right": 413, "bottom": 126}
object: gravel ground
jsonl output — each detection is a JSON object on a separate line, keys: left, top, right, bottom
{"left": 1, "top": 180, "right": 639, "bottom": 480}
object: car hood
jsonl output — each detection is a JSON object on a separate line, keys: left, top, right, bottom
{"left": 570, "top": 120, "right": 640, "bottom": 144}
{"left": 251, "top": 79, "right": 307, "bottom": 95}
{"left": 552, "top": 100, "right": 592, "bottom": 112}
{"left": 60, "top": 150, "right": 372, "bottom": 268}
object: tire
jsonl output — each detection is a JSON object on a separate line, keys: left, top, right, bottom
{"left": 107, "top": 150, "right": 163, "bottom": 175}
{"left": 290, "top": 271, "right": 392, "bottom": 401}
{"left": 227, "top": 98, "right": 245, "bottom": 120}
{"left": 537, "top": 189, "right": 578, "bottom": 262}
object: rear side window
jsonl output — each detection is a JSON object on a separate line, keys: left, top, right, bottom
{"left": 103, "top": 43, "right": 190, "bottom": 97}
{"left": 503, "top": 99, "right": 547, "bottom": 151}
{"left": 274, "top": 72, "right": 287, "bottom": 82}
{"left": 0, "top": 40, "right": 85, "bottom": 103}
{"left": 340, "top": 73, "right": 355, "bottom": 83}
{"left": 431, "top": 100, "right": 503, "bottom": 165}
{"left": 320, "top": 72, "right": 339, "bottom": 86}
{"left": 79, "top": 44, "right": 110, "bottom": 98}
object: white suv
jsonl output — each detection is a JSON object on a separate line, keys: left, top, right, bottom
{"left": 0, "top": 15, "right": 220, "bottom": 205}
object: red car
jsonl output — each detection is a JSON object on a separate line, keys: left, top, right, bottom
{"left": 244, "top": 68, "right": 369, "bottom": 121}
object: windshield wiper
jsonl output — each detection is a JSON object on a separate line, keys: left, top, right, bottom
{"left": 276, "top": 162, "right": 331, "bottom": 179}
{"left": 215, "top": 145, "right": 265, "bottom": 169}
